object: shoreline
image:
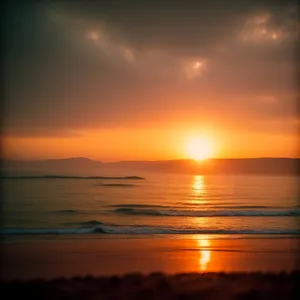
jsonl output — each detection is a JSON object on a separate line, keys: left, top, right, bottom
{"left": 1, "top": 235, "right": 299, "bottom": 281}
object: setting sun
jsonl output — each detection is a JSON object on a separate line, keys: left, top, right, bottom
{"left": 186, "top": 137, "right": 214, "bottom": 160}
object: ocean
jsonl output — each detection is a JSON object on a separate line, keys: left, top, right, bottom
{"left": 2, "top": 173, "right": 299, "bottom": 239}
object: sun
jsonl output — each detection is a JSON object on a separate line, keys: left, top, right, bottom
{"left": 186, "top": 137, "right": 214, "bottom": 161}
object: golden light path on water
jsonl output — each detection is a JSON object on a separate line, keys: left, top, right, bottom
{"left": 192, "top": 175, "right": 205, "bottom": 194}
{"left": 191, "top": 175, "right": 212, "bottom": 271}
{"left": 198, "top": 238, "right": 211, "bottom": 271}
{"left": 189, "top": 235, "right": 212, "bottom": 272}
{"left": 192, "top": 175, "right": 206, "bottom": 204}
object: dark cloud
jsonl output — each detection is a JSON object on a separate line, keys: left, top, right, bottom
{"left": 2, "top": 0, "right": 299, "bottom": 137}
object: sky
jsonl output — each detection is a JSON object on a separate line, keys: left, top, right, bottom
{"left": 2, "top": 0, "right": 299, "bottom": 161}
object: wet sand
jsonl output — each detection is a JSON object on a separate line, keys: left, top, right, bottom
{"left": 1, "top": 235, "right": 299, "bottom": 280}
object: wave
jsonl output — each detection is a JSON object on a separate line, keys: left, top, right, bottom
{"left": 109, "top": 204, "right": 288, "bottom": 209}
{"left": 79, "top": 220, "right": 104, "bottom": 226}
{"left": 1, "top": 227, "right": 103, "bottom": 235}
{"left": 89, "top": 176, "right": 145, "bottom": 180}
{"left": 107, "top": 204, "right": 169, "bottom": 208}
{"left": 2, "top": 225, "right": 300, "bottom": 236}
{"left": 114, "top": 207, "right": 300, "bottom": 217}
{"left": 62, "top": 221, "right": 105, "bottom": 227}
{"left": 53, "top": 210, "right": 101, "bottom": 215}
{"left": 3, "top": 175, "right": 145, "bottom": 180}
{"left": 52, "top": 206, "right": 300, "bottom": 217}
{"left": 208, "top": 205, "right": 272, "bottom": 209}
{"left": 54, "top": 209, "right": 78, "bottom": 214}
{"left": 99, "top": 184, "right": 136, "bottom": 187}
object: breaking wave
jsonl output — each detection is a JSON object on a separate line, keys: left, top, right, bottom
{"left": 114, "top": 207, "right": 300, "bottom": 217}
{"left": 99, "top": 184, "right": 136, "bottom": 187}
{"left": 1, "top": 225, "right": 300, "bottom": 236}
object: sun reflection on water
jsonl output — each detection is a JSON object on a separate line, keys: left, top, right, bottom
{"left": 191, "top": 178, "right": 211, "bottom": 271}
{"left": 197, "top": 238, "right": 211, "bottom": 271}
{"left": 192, "top": 175, "right": 206, "bottom": 203}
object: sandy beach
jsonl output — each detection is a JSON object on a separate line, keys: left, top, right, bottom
{"left": 1, "top": 235, "right": 299, "bottom": 299}
{"left": 1, "top": 235, "right": 299, "bottom": 280}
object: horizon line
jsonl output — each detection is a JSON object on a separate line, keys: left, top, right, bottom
{"left": 2, "top": 156, "right": 300, "bottom": 163}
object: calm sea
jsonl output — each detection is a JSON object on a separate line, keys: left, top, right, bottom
{"left": 1, "top": 174, "right": 299, "bottom": 240}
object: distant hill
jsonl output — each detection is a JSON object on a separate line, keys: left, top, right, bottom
{"left": 1, "top": 157, "right": 299, "bottom": 176}
{"left": 1, "top": 157, "right": 103, "bottom": 176}
{"left": 107, "top": 158, "right": 299, "bottom": 176}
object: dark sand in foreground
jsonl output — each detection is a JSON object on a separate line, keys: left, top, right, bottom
{"left": 1, "top": 272, "right": 299, "bottom": 299}
{"left": 1, "top": 236, "right": 299, "bottom": 299}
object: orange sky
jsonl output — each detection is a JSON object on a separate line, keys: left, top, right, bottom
{"left": 2, "top": 123, "right": 298, "bottom": 161}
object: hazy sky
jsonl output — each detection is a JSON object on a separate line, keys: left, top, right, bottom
{"left": 2, "top": 0, "right": 299, "bottom": 161}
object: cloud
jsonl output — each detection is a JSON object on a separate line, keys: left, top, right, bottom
{"left": 2, "top": 0, "right": 299, "bottom": 138}
{"left": 237, "top": 9, "right": 299, "bottom": 47}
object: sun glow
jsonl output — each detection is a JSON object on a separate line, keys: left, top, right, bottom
{"left": 186, "top": 137, "right": 214, "bottom": 161}
{"left": 87, "top": 30, "right": 100, "bottom": 42}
